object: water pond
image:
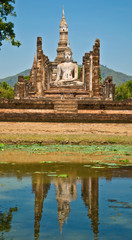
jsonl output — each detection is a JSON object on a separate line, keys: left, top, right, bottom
{"left": 0, "top": 158, "right": 132, "bottom": 240}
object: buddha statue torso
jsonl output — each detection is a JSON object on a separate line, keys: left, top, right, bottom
{"left": 54, "top": 49, "right": 83, "bottom": 87}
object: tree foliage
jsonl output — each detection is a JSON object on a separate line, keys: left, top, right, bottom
{"left": 99, "top": 68, "right": 102, "bottom": 83}
{"left": 0, "top": 0, "right": 21, "bottom": 47}
{"left": 78, "top": 66, "right": 81, "bottom": 79}
{"left": 0, "top": 81, "right": 14, "bottom": 98}
{"left": 115, "top": 80, "right": 132, "bottom": 100}
{"left": 24, "top": 75, "right": 30, "bottom": 80}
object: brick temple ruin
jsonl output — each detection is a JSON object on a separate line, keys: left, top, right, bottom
{"left": 0, "top": 9, "right": 132, "bottom": 122}
{"left": 14, "top": 8, "right": 115, "bottom": 102}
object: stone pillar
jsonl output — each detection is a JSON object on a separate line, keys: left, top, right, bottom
{"left": 89, "top": 54, "right": 93, "bottom": 97}
{"left": 14, "top": 84, "right": 20, "bottom": 99}
{"left": 45, "top": 57, "right": 49, "bottom": 88}
{"left": 93, "top": 39, "right": 100, "bottom": 97}
{"left": 17, "top": 76, "right": 25, "bottom": 99}
{"left": 103, "top": 76, "right": 115, "bottom": 101}
{"left": 36, "top": 37, "right": 43, "bottom": 96}
{"left": 84, "top": 53, "right": 90, "bottom": 92}
{"left": 82, "top": 58, "right": 85, "bottom": 89}
{"left": 42, "top": 55, "right": 46, "bottom": 91}
{"left": 30, "top": 54, "right": 37, "bottom": 90}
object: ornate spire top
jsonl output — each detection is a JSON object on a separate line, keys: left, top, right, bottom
{"left": 63, "top": 6, "right": 64, "bottom": 17}
{"left": 60, "top": 6, "right": 67, "bottom": 27}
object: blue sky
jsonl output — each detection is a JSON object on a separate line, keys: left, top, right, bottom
{"left": 0, "top": 0, "right": 132, "bottom": 78}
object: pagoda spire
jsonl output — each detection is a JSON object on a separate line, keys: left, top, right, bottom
{"left": 60, "top": 6, "right": 67, "bottom": 27}
{"left": 55, "top": 8, "right": 71, "bottom": 63}
{"left": 63, "top": 6, "right": 64, "bottom": 17}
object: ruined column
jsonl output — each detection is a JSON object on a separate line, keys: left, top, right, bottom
{"left": 103, "top": 76, "right": 115, "bottom": 100}
{"left": 84, "top": 53, "right": 90, "bottom": 92}
{"left": 30, "top": 54, "right": 37, "bottom": 90}
{"left": 16, "top": 76, "right": 25, "bottom": 99}
{"left": 93, "top": 39, "right": 100, "bottom": 97}
{"left": 44, "top": 56, "right": 50, "bottom": 90}
{"left": 36, "top": 37, "right": 43, "bottom": 96}
{"left": 89, "top": 53, "right": 94, "bottom": 97}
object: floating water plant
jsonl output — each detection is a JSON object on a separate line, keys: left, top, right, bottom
{"left": 47, "top": 174, "right": 58, "bottom": 177}
{"left": 0, "top": 143, "right": 4, "bottom": 151}
{"left": 40, "top": 161, "right": 55, "bottom": 164}
{"left": 1, "top": 144, "right": 132, "bottom": 156}
{"left": 58, "top": 174, "right": 68, "bottom": 178}
{"left": 83, "top": 165, "right": 91, "bottom": 167}
{"left": 119, "top": 159, "right": 129, "bottom": 163}
{"left": 0, "top": 162, "right": 8, "bottom": 164}
{"left": 34, "top": 171, "right": 41, "bottom": 174}
{"left": 91, "top": 166, "right": 105, "bottom": 169}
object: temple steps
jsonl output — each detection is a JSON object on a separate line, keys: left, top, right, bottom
{"left": 54, "top": 100, "right": 78, "bottom": 114}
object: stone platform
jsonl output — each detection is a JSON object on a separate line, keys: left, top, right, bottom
{"left": 0, "top": 99, "right": 132, "bottom": 123}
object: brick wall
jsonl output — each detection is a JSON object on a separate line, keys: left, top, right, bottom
{"left": 0, "top": 99, "right": 131, "bottom": 110}
{"left": 0, "top": 99, "right": 131, "bottom": 123}
{"left": 0, "top": 99, "right": 54, "bottom": 109}
{"left": 0, "top": 109, "right": 132, "bottom": 123}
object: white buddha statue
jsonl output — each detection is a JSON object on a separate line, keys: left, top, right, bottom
{"left": 54, "top": 48, "right": 83, "bottom": 86}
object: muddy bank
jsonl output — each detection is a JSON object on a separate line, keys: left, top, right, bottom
{"left": 0, "top": 122, "right": 132, "bottom": 145}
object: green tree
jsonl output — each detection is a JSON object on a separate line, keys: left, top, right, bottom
{"left": 115, "top": 80, "right": 132, "bottom": 100}
{"left": 24, "top": 75, "right": 30, "bottom": 80}
{"left": 78, "top": 65, "right": 81, "bottom": 79}
{"left": 99, "top": 68, "right": 102, "bottom": 84}
{"left": 0, "top": 81, "right": 14, "bottom": 98}
{"left": 0, "top": 0, "right": 21, "bottom": 47}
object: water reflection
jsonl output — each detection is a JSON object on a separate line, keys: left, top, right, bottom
{"left": 0, "top": 163, "right": 132, "bottom": 240}
{"left": 0, "top": 207, "right": 18, "bottom": 240}
{"left": 32, "top": 175, "right": 50, "bottom": 240}
{"left": 32, "top": 174, "right": 100, "bottom": 239}
{"left": 55, "top": 178, "right": 77, "bottom": 233}
{"left": 81, "top": 178, "right": 99, "bottom": 238}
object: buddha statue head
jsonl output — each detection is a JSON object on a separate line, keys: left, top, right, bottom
{"left": 64, "top": 48, "right": 73, "bottom": 62}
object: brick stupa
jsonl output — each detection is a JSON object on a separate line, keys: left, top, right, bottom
{"left": 15, "top": 8, "right": 115, "bottom": 103}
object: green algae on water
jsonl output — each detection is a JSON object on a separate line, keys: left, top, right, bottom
{"left": 2, "top": 144, "right": 132, "bottom": 155}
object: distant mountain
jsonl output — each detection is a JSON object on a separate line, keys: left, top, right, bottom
{"left": 0, "top": 65, "right": 132, "bottom": 87}
{"left": 100, "top": 65, "right": 132, "bottom": 85}
{"left": 0, "top": 69, "right": 30, "bottom": 87}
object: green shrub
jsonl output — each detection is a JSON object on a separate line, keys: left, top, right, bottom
{"left": 115, "top": 80, "right": 132, "bottom": 100}
{"left": 0, "top": 82, "right": 14, "bottom": 99}
{"left": 78, "top": 66, "right": 81, "bottom": 79}
{"left": 24, "top": 76, "right": 30, "bottom": 80}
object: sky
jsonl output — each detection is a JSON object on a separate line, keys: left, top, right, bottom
{"left": 0, "top": 0, "right": 132, "bottom": 78}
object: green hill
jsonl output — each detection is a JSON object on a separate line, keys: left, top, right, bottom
{"left": 0, "top": 69, "right": 30, "bottom": 87}
{"left": 100, "top": 65, "right": 132, "bottom": 85}
{"left": 0, "top": 65, "right": 132, "bottom": 87}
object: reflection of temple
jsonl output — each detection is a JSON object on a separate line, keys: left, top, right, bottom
{"left": 32, "top": 174, "right": 99, "bottom": 239}
{"left": 32, "top": 175, "right": 50, "bottom": 240}
{"left": 54, "top": 178, "right": 77, "bottom": 233}
{"left": 81, "top": 178, "right": 99, "bottom": 238}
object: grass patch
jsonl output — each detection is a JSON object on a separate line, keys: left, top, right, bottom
{"left": 0, "top": 133, "right": 131, "bottom": 145}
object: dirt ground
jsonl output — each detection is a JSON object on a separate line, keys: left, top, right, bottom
{"left": 0, "top": 122, "right": 132, "bottom": 164}
{"left": 0, "top": 122, "right": 132, "bottom": 136}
